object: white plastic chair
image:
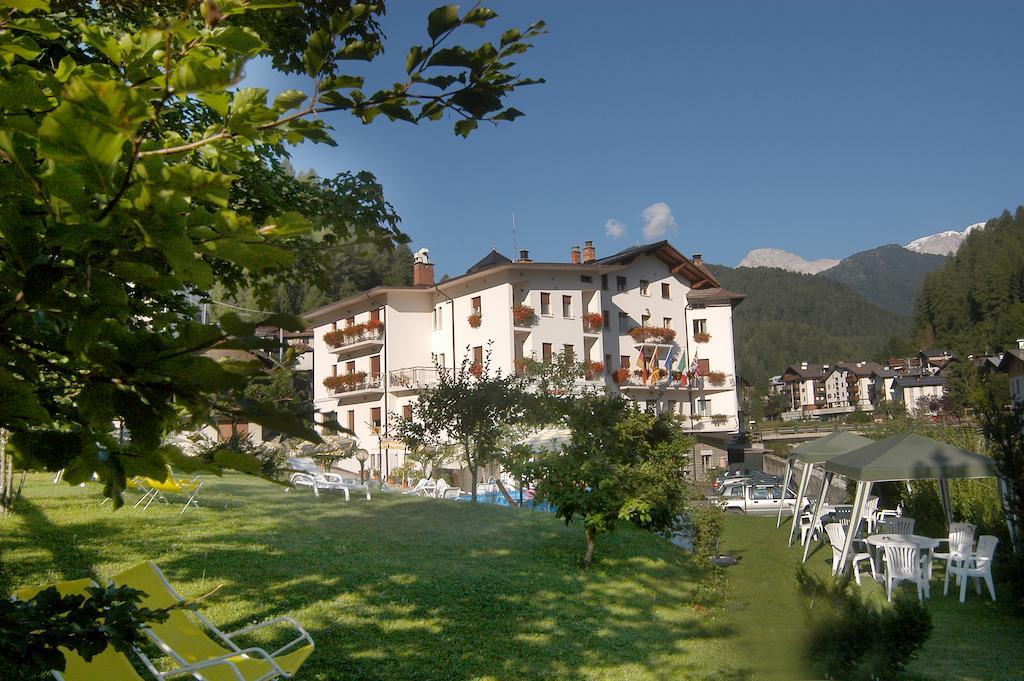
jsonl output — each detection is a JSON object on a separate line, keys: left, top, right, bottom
{"left": 404, "top": 478, "right": 431, "bottom": 496}
{"left": 880, "top": 516, "right": 916, "bottom": 535}
{"left": 947, "top": 535, "right": 998, "bottom": 603}
{"left": 934, "top": 522, "right": 975, "bottom": 584}
{"left": 824, "top": 523, "right": 876, "bottom": 585}
{"left": 882, "top": 541, "right": 930, "bottom": 602}
{"left": 863, "top": 496, "right": 880, "bottom": 533}
{"left": 287, "top": 457, "right": 366, "bottom": 500}
{"left": 435, "top": 479, "right": 463, "bottom": 499}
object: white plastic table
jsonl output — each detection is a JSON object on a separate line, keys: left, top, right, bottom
{"left": 866, "top": 533, "right": 941, "bottom": 584}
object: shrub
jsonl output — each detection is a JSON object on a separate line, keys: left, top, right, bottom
{"left": 193, "top": 433, "right": 288, "bottom": 480}
{"left": 795, "top": 566, "right": 932, "bottom": 680}
{"left": 691, "top": 502, "right": 724, "bottom": 565}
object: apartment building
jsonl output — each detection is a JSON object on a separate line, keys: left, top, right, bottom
{"left": 779, "top": 363, "right": 827, "bottom": 420}
{"left": 822, "top": 362, "right": 882, "bottom": 413}
{"left": 304, "top": 240, "right": 745, "bottom": 479}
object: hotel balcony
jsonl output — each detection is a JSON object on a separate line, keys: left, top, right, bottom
{"left": 326, "top": 326, "right": 384, "bottom": 359}
{"left": 388, "top": 366, "right": 443, "bottom": 394}
{"left": 331, "top": 374, "right": 384, "bottom": 403}
{"left": 684, "top": 415, "right": 738, "bottom": 433}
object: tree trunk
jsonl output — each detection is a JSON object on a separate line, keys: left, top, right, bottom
{"left": 470, "top": 463, "right": 478, "bottom": 503}
{"left": 583, "top": 527, "right": 596, "bottom": 567}
{"left": 0, "top": 428, "right": 12, "bottom": 516}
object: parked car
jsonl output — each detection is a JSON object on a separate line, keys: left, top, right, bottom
{"left": 712, "top": 468, "right": 779, "bottom": 493}
{"left": 709, "top": 482, "right": 801, "bottom": 516}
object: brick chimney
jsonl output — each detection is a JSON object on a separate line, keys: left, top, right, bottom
{"left": 692, "top": 253, "right": 703, "bottom": 265}
{"left": 570, "top": 245, "right": 581, "bottom": 264}
{"left": 582, "top": 240, "right": 596, "bottom": 263}
{"left": 518, "top": 249, "right": 532, "bottom": 263}
{"left": 412, "top": 247, "right": 434, "bottom": 286}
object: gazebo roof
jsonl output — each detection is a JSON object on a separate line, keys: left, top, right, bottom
{"left": 822, "top": 432, "right": 998, "bottom": 482}
{"left": 789, "top": 431, "right": 874, "bottom": 464}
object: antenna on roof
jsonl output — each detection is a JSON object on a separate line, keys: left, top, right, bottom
{"left": 512, "top": 211, "right": 517, "bottom": 256}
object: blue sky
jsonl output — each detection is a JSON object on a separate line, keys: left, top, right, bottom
{"left": 244, "top": 1, "right": 1024, "bottom": 277}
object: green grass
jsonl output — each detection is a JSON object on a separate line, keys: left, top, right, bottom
{"left": 721, "top": 514, "right": 1024, "bottom": 681}
{"left": 2, "top": 474, "right": 742, "bottom": 680}
{"left": 3, "top": 474, "right": 1022, "bottom": 680}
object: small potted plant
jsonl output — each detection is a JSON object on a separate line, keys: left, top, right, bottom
{"left": 583, "top": 312, "right": 604, "bottom": 332}
{"left": 584, "top": 360, "right": 605, "bottom": 379}
{"left": 614, "top": 367, "right": 630, "bottom": 383}
{"left": 365, "top": 318, "right": 384, "bottom": 335}
{"left": 694, "top": 331, "right": 711, "bottom": 343}
{"left": 468, "top": 312, "right": 482, "bottom": 328}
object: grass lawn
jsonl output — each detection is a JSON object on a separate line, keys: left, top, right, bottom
{"left": 3, "top": 473, "right": 1022, "bottom": 680}
{"left": 2, "top": 473, "right": 743, "bottom": 680}
{"left": 721, "top": 514, "right": 1024, "bottom": 681}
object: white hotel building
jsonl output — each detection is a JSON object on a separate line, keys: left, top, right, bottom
{"left": 304, "top": 240, "right": 745, "bottom": 482}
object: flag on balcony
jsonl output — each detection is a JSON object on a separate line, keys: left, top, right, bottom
{"left": 663, "top": 346, "right": 676, "bottom": 385}
{"left": 641, "top": 352, "right": 648, "bottom": 384}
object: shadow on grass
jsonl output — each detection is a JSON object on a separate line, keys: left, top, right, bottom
{"left": 3, "top": 475, "right": 748, "bottom": 680}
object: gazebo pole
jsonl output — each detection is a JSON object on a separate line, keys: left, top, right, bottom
{"left": 776, "top": 457, "right": 795, "bottom": 528}
{"left": 835, "top": 480, "right": 873, "bottom": 576}
{"left": 788, "top": 462, "right": 813, "bottom": 547}
{"left": 999, "top": 477, "right": 1020, "bottom": 552}
{"left": 938, "top": 478, "right": 954, "bottom": 529}
{"left": 802, "top": 471, "right": 833, "bottom": 562}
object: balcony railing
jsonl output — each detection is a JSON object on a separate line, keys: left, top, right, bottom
{"left": 333, "top": 374, "right": 383, "bottom": 394}
{"left": 685, "top": 415, "right": 737, "bottom": 431}
{"left": 389, "top": 366, "right": 442, "bottom": 391}
{"left": 325, "top": 325, "right": 384, "bottom": 351}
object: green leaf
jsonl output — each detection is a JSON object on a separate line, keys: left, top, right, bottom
{"left": 54, "top": 55, "right": 75, "bottom": 81}
{"left": 204, "top": 26, "right": 264, "bottom": 55}
{"left": 427, "top": 5, "right": 461, "bottom": 41}
{"left": 463, "top": 7, "right": 498, "bottom": 27}
{"left": 406, "top": 45, "right": 425, "bottom": 74}
{"left": 323, "top": 74, "right": 363, "bottom": 89}
{"left": 500, "top": 28, "right": 521, "bottom": 47}
{"left": 9, "top": 16, "right": 60, "bottom": 38}
{"left": 303, "top": 28, "right": 330, "bottom": 76}
{"left": 273, "top": 89, "right": 307, "bottom": 110}
{"left": 1, "top": 0, "right": 49, "bottom": 11}
{"left": 454, "top": 119, "right": 477, "bottom": 138}
{"left": 0, "top": 34, "right": 41, "bottom": 62}
{"left": 197, "top": 91, "right": 230, "bottom": 116}
{"left": 337, "top": 39, "right": 378, "bottom": 61}
{"left": 426, "top": 46, "right": 472, "bottom": 69}
{"left": 491, "top": 107, "right": 524, "bottom": 122}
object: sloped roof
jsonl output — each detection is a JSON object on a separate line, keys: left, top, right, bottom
{"left": 466, "top": 249, "right": 513, "bottom": 274}
{"left": 783, "top": 364, "right": 826, "bottom": 379}
{"left": 893, "top": 375, "right": 946, "bottom": 388}
{"left": 594, "top": 241, "right": 721, "bottom": 289}
{"left": 686, "top": 287, "right": 746, "bottom": 305}
{"left": 836, "top": 361, "right": 884, "bottom": 378}
{"left": 921, "top": 348, "right": 954, "bottom": 358}
{"left": 823, "top": 433, "right": 998, "bottom": 482}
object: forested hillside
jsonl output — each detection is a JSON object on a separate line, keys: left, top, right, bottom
{"left": 818, "top": 245, "right": 947, "bottom": 315}
{"left": 913, "top": 206, "right": 1024, "bottom": 354}
{"left": 708, "top": 265, "right": 910, "bottom": 387}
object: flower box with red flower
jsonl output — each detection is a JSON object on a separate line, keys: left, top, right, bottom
{"left": 613, "top": 367, "right": 630, "bottom": 383}
{"left": 629, "top": 326, "right": 677, "bottom": 344}
{"left": 468, "top": 362, "right": 484, "bottom": 378}
{"left": 584, "top": 360, "right": 605, "bottom": 379}
{"left": 512, "top": 304, "right": 536, "bottom": 326}
{"left": 468, "top": 313, "right": 482, "bottom": 328}
{"left": 583, "top": 312, "right": 605, "bottom": 333}
{"left": 694, "top": 331, "right": 711, "bottom": 343}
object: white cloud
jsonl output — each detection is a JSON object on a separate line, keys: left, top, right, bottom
{"left": 604, "top": 218, "right": 627, "bottom": 239}
{"left": 641, "top": 202, "right": 678, "bottom": 240}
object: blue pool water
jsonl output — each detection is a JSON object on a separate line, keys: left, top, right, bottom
{"left": 457, "top": 491, "right": 554, "bottom": 512}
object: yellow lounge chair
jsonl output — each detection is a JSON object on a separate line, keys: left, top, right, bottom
{"left": 133, "top": 465, "right": 203, "bottom": 514}
{"left": 111, "top": 562, "right": 314, "bottom": 681}
{"left": 12, "top": 579, "right": 248, "bottom": 681}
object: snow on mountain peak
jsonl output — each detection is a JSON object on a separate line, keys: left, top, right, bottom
{"left": 905, "top": 222, "right": 985, "bottom": 256}
{"left": 737, "top": 248, "right": 840, "bottom": 274}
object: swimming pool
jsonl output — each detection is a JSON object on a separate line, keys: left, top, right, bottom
{"left": 456, "top": 490, "right": 554, "bottom": 512}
